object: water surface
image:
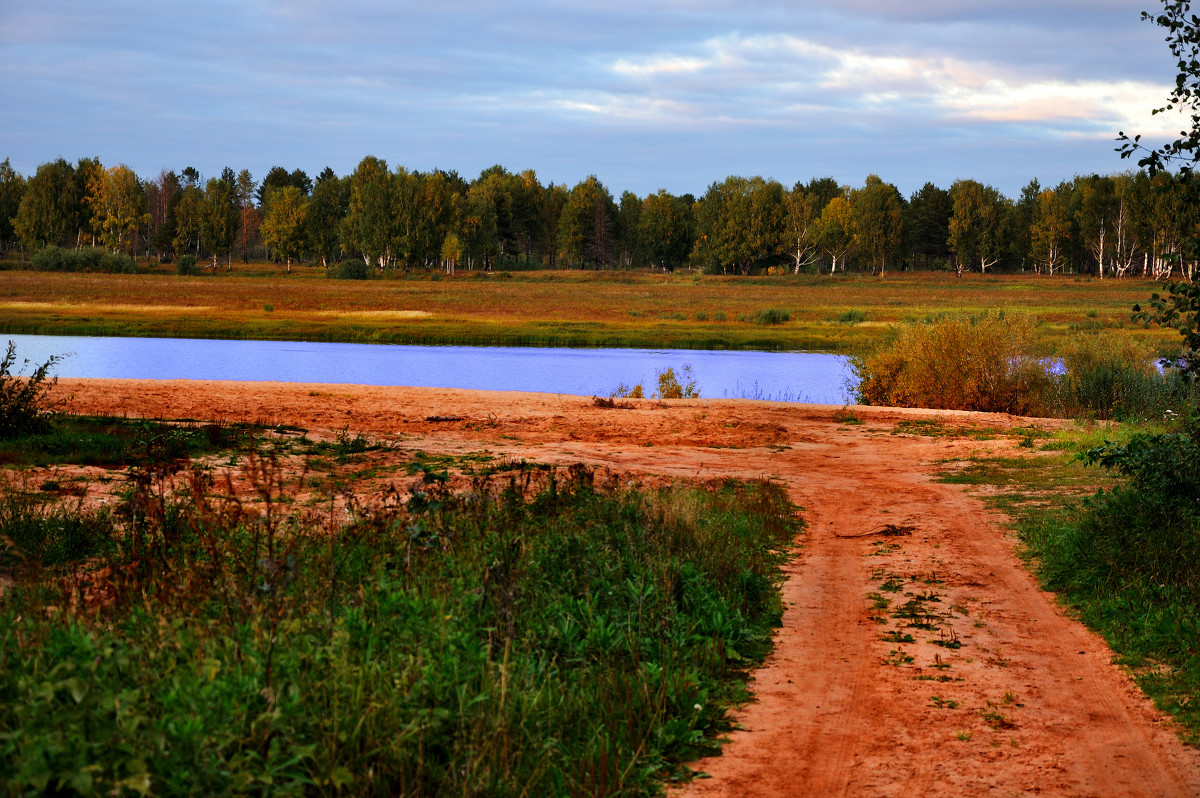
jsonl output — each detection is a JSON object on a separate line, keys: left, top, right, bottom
{"left": 3, "top": 334, "right": 855, "bottom": 405}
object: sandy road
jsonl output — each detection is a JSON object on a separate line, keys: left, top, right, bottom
{"left": 56, "top": 379, "right": 1200, "bottom": 797}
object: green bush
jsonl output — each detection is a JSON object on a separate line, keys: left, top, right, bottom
{"left": 327, "top": 259, "right": 369, "bottom": 280}
{"left": 852, "top": 312, "right": 1053, "bottom": 415}
{"left": 0, "top": 341, "right": 64, "bottom": 439}
{"left": 31, "top": 246, "right": 136, "bottom": 274}
{"left": 838, "top": 309, "right": 866, "bottom": 324}
{"left": 755, "top": 308, "right": 790, "bottom": 326}
{"left": 175, "top": 254, "right": 198, "bottom": 275}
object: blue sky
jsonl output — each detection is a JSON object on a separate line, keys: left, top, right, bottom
{"left": 0, "top": 1, "right": 1184, "bottom": 198}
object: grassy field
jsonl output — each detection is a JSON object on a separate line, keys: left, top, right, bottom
{"left": 0, "top": 266, "right": 1176, "bottom": 354}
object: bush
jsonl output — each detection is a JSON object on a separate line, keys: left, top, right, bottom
{"left": 655, "top": 365, "right": 699, "bottom": 400}
{"left": 838, "top": 309, "right": 866, "bottom": 324}
{"left": 1074, "top": 416, "right": 1200, "bottom": 596}
{"left": 327, "top": 259, "right": 369, "bottom": 280}
{"left": 31, "top": 245, "right": 136, "bottom": 274}
{"left": 1050, "top": 333, "right": 1186, "bottom": 420}
{"left": 0, "top": 341, "right": 64, "bottom": 439}
{"left": 755, "top": 308, "right": 790, "bottom": 326}
{"left": 852, "top": 312, "right": 1053, "bottom": 415}
{"left": 175, "top": 254, "right": 198, "bottom": 275}
{"left": 175, "top": 256, "right": 198, "bottom": 278}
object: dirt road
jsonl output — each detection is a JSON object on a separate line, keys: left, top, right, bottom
{"left": 57, "top": 379, "right": 1200, "bottom": 797}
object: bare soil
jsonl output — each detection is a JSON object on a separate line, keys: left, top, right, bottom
{"left": 53, "top": 379, "right": 1200, "bottom": 796}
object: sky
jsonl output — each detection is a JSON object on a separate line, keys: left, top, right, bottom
{"left": 0, "top": 1, "right": 1187, "bottom": 199}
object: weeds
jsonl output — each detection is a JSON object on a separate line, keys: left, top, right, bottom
{"left": 0, "top": 341, "right": 65, "bottom": 439}
{"left": 0, "top": 452, "right": 802, "bottom": 795}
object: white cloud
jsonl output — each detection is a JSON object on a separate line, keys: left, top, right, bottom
{"left": 589, "top": 33, "right": 1178, "bottom": 140}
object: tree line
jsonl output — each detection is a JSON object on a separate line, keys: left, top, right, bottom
{"left": 1, "top": 155, "right": 1196, "bottom": 279}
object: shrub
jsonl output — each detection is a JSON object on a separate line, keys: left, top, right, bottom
{"left": 655, "top": 365, "right": 699, "bottom": 400}
{"left": 327, "top": 259, "right": 369, "bottom": 280}
{"left": 175, "top": 254, "right": 198, "bottom": 275}
{"left": 838, "top": 309, "right": 866, "bottom": 324}
{"left": 612, "top": 382, "right": 644, "bottom": 399}
{"left": 755, "top": 308, "right": 790, "bottom": 326}
{"left": 30, "top": 245, "right": 136, "bottom": 274}
{"left": 1052, "top": 333, "right": 1174, "bottom": 420}
{"left": 1074, "top": 417, "right": 1200, "bottom": 594}
{"left": 0, "top": 341, "right": 64, "bottom": 439}
{"left": 852, "top": 312, "right": 1052, "bottom": 415}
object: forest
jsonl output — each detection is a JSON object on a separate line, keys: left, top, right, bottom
{"left": 0, "top": 155, "right": 1194, "bottom": 280}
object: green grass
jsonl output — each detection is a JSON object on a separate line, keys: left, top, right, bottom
{"left": 0, "top": 442, "right": 802, "bottom": 795}
{"left": 938, "top": 423, "right": 1200, "bottom": 745}
{"left": 0, "top": 416, "right": 268, "bottom": 467}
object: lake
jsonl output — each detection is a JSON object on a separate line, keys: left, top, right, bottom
{"left": 2, "top": 334, "right": 856, "bottom": 405}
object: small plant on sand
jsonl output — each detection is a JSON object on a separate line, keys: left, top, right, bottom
{"left": 655, "top": 365, "right": 699, "bottom": 399}
{"left": 0, "top": 342, "right": 65, "bottom": 439}
{"left": 611, "top": 382, "right": 644, "bottom": 399}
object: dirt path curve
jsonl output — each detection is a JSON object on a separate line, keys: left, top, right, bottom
{"left": 57, "top": 380, "right": 1200, "bottom": 797}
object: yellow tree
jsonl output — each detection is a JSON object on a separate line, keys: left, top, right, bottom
{"left": 1029, "top": 187, "right": 1070, "bottom": 274}
{"left": 814, "top": 194, "right": 855, "bottom": 273}
{"left": 90, "top": 165, "right": 151, "bottom": 256}
{"left": 260, "top": 186, "right": 308, "bottom": 273}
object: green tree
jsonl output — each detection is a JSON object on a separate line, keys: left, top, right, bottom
{"left": 1029, "top": 185, "right": 1071, "bottom": 274}
{"left": 146, "top": 170, "right": 179, "bottom": 261}
{"left": 171, "top": 184, "right": 205, "bottom": 260}
{"left": 558, "top": 176, "right": 615, "bottom": 269}
{"left": 260, "top": 185, "right": 308, "bottom": 272}
{"left": 616, "top": 190, "right": 642, "bottom": 268}
{"left": 512, "top": 169, "right": 545, "bottom": 264}
{"left": 540, "top": 183, "right": 569, "bottom": 268}
{"left": 0, "top": 159, "right": 26, "bottom": 255}
{"left": 460, "top": 181, "right": 499, "bottom": 270}
{"left": 638, "top": 190, "right": 693, "bottom": 272}
{"left": 93, "top": 165, "right": 151, "bottom": 256}
{"left": 692, "top": 176, "right": 785, "bottom": 274}
{"left": 202, "top": 177, "right": 240, "bottom": 270}
{"left": 341, "top": 156, "right": 398, "bottom": 271}
{"left": 235, "top": 170, "right": 258, "bottom": 262}
{"left": 906, "top": 182, "right": 953, "bottom": 270}
{"left": 1118, "top": 1, "right": 1200, "bottom": 177}
{"left": 308, "top": 167, "right": 346, "bottom": 269}
{"left": 75, "top": 157, "right": 105, "bottom": 249}
{"left": 813, "top": 194, "right": 854, "bottom": 273}
{"left": 783, "top": 184, "right": 822, "bottom": 273}
{"left": 1074, "top": 174, "right": 1119, "bottom": 279}
{"left": 948, "top": 179, "right": 1011, "bottom": 277}
{"left": 850, "top": 175, "right": 904, "bottom": 276}
{"left": 13, "top": 158, "right": 79, "bottom": 251}
{"left": 257, "top": 166, "right": 292, "bottom": 208}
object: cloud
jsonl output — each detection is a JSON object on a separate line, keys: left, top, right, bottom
{"left": 573, "top": 33, "right": 1178, "bottom": 142}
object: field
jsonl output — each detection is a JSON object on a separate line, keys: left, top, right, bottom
{"left": 0, "top": 267, "right": 1176, "bottom": 354}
